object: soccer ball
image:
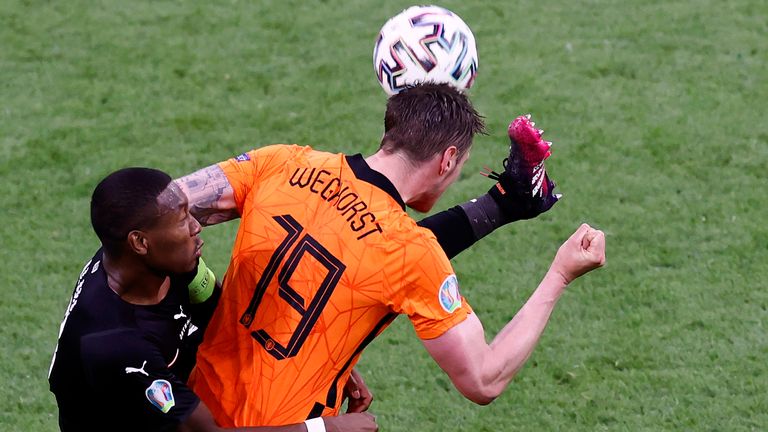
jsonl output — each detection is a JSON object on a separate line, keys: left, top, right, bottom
{"left": 373, "top": 5, "right": 478, "bottom": 96}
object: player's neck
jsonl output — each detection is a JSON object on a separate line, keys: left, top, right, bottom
{"left": 365, "top": 150, "right": 435, "bottom": 208}
{"left": 102, "top": 252, "right": 171, "bottom": 305}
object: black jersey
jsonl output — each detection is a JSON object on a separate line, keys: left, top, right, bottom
{"left": 48, "top": 250, "right": 207, "bottom": 431}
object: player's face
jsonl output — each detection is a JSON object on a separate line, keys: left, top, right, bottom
{"left": 142, "top": 183, "right": 203, "bottom": 274}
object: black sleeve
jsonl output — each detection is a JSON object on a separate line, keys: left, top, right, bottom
{"left": 417, "top": 205, "right": 477, "bottom": 260}
{"left": 171, "top": 263, "right": 221, "bottom": 331}
{"left": 167, "top": 283, "right": 223, "bottom": 382}
{"left": 188, "top": 283, "right": 222, "bottom": 332}
{"left": 167, "top": 264, "right": 222, "bottom": 382}
{"left": 80, "top": 329, "right": 200, "bottom": 431}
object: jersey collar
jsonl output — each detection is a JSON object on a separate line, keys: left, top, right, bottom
{"left": 345, "top": 154, "right": 405, "bottom": 210}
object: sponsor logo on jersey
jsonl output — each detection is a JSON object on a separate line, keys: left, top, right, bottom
{"left": 49, "top": 259, "right": 91, "bottom": 378}
{"left": 187, "top": 323, "right": 199, "bottom": 336}
{"left": 173, "top": 305, "right": 187, "bottom": 320}
{"left": 235, "top": 153, "right": 251, "bottom": 162}
{"left": 145, "top": 379, "right": 175, "bottom": 413}
{"left": 175, "top": 305, "right": 194, "bottom": 342}
{"left": 178, "top": 316, "right": 193, "bottom": 341}
{"left": 125, "top": 360, "right": 149, "bottom": 376}
{"left": 438, "top": 274, "right": 462, "bottom": 313}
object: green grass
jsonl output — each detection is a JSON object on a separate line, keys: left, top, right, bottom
{"left": 1, "top": 0, "right": 766, "bottom": 430}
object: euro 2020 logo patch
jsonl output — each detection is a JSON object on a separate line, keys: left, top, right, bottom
{"left": 438, "top": 274, "right": 462, "bottom": 313}
{"left": 235, "top": 153, "right": 251, "bottom": 162}
{"left": 145, "top": 379, "right": 175, "bottom": 413}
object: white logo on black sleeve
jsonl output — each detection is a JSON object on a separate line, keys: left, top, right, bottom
{"left": 125, "top": 360, "right": 149, "bottom": 376}
{"left": 173, "top": 306, "right": 187, "bottom": 320}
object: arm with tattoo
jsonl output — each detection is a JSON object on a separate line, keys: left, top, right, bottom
{"left": 174, "top": 165, "right": 240, "bottom": 226}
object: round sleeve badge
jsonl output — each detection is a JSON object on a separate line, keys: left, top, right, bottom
{"left": 145, "top": 379, "right": 176, "bottom": 413}
{"left": 438, "top": 274, "right": 462, "bottom": 313}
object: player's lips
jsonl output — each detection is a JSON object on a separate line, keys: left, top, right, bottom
{"left": 195, "top": 239, "right": 204, "bottom": 257}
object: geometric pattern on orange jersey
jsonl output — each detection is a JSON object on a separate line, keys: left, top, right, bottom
{"left": 189, "top": 145, "right": 472, "bottom": 426}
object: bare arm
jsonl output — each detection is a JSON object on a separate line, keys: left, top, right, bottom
{"left": 174, "top": 165, "right": 240, "bottom": 226}
{"left": 421, "top": 272, "right": 568, "bottom": 405}
{"left": 422, "top": 224, "right": 606, "bottom": 405}
{"left": 178, "top": 401, "right": 306, "bottom": 432}
{"left": 179, "top": 400, "right": 378, "bottom": 432}
{"left": 344, "top": 368, "right": 374, "bottom": 413}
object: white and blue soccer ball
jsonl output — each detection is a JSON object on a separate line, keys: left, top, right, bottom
{"left": 373, "top": 5, "right": 479, "bottom": 96}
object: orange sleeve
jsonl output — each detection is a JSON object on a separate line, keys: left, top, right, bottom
{"left": 384, "top": 232, "right": 473, "bottom": 340}
{"left": 217, "top": 144, "right": 307, "bottom": 214}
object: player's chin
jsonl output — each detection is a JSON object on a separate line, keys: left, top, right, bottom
{"left": 407, "top": 198, "right": 436, "bottom": 213}
{"left": 181, "top": 252, "right": 201, "bottom": 273}
{"left": 191, "top": 250, "right": 203, "bottom": 267}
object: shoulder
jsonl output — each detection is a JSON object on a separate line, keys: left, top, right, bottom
{"left": 260, "top": 145, "right": 345, "bottom": 173}
{"left": 80, "top": 327, "right": 153, "bottom": 368}
{"left": 61, "top": 253, "right": 135, "bottom": 334}
{"left": 229, "top": 144, "right": 315, "bottom": 167}
{"left": 382, "top": 211, "right": 444, "bottom": 255}
{"left": 219, "top": 144, "right": 321, "bottom": 188}
{"left": 373, "top": 212, "right": 454, "bottom": 285}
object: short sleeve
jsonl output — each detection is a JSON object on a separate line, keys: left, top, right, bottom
{"left": 217, "top": 144, "right": 307, "bottom": 214}
{"left": 384, "top": 235, "right": 473, "bottom": 340}
{"left": 80, "top": 328, "right": 200, "bottom": 431}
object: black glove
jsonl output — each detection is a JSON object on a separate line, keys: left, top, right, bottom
{"left": 483, "top": 114, "right": 560, "bottom": 221}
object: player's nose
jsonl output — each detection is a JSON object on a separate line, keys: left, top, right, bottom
{"left": 190, "top": 216, "right": 202, "bottom": 236}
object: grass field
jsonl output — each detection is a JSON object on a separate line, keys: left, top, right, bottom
{"left": 1, "top": 0, "right": 767, "bottom": 430}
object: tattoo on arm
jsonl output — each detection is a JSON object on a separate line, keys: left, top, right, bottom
{"left": 174, "top": 165, "right": 240, "bottom": 226}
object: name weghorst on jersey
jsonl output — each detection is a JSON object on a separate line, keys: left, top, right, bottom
{"left": 288, "top": 167, "right": 384, "bottom": 240}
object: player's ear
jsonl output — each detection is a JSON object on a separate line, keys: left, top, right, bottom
{"left": 438, "top": 146, "right": 459, "bottom": 176}
{"left": 127, "top": 230, "right": 149, "bottom": 255}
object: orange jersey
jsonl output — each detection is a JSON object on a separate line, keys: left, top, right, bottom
{"left": 189, "top": 145, "right": 472, "bottom": 427}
